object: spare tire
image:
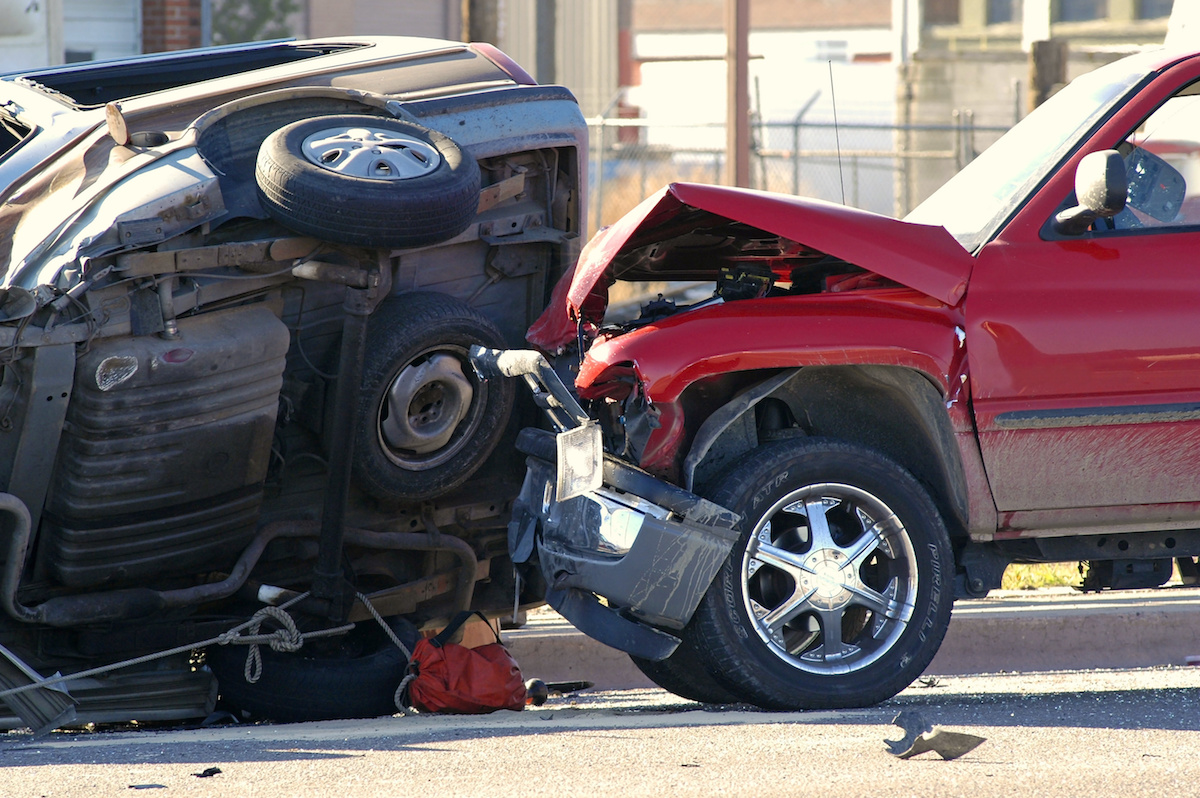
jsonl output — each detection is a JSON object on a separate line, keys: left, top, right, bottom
{"left": 208, "top": 617, "right": 420, "bottom": 723}
{"left": 255, "top": 114, "right": 480, "bottom": 248}
{"left": 352, "top": 292, "right": 514, "bottom": 502}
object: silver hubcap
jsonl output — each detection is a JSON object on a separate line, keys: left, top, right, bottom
{"left": 302, "top": 126, "right": 441, "bottom": 180}
{"left": 741, "top": 482, "right": 918, "bottom": 676}
{"left": 379, "top": 350, "right": 482, "bottom": 469}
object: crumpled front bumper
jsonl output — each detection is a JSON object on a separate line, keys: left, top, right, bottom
{"left": 509, "top": 427, "right": 740, "bottom": 659}
{"left": 469, "top": 346, "right": 741, "bottom": 661}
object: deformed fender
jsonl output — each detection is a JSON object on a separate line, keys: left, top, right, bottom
{"left": 574, "top": 289, "right": 996, "bottom": 537}
{"left": 682, "top": 368, "right": 800, "bottom": 492}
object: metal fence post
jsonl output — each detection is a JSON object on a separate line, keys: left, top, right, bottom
{"left": 964, "top": 109, "right": 976, "bottom": 163}
{"left": 952, "top": 109, "right": 963, "bottom": 172}
{"left": 594, "top": 118, "right": 606, "bottom": 234}
{"left": 792, "top": 120, "right": 801, "bottom": 195}
{"left": 791, "top": 93, "right": 821, "bottom": 197}
{"left": 851, "top": 155, "right": 859, "bottom": 208}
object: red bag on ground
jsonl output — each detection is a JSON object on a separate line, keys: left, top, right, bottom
{"left": 407, "top": 611, "right": 527, "bottom": 714}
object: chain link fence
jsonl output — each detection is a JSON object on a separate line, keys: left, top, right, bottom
{"left": 586, "top": 115, "right": 1011, "bottom": 233}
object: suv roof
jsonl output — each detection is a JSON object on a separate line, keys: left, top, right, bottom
{"left": 10, "top": 40, "right": 367, "bottom": 107}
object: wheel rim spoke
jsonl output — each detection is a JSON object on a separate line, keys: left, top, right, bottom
{"left": 813, "top": 609, "right": 855, "bottom": 661}
{"left": 839, "top": 515, "right": 895, "bottom": 571}
{"left": 759, "top": 584, "right": 819, "bottom": 636}
{"left": 844, "top": 580, "right": 907, "bottom": 621}
{"left": 802, "top": 497, "right": 838, "bottom": 550}
{"left": 751, "top": 541, "right": 815, "bottom": 578}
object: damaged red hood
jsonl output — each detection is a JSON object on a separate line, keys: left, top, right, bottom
{"left": 527, "top": 182, "right": 974, "bottom": 353}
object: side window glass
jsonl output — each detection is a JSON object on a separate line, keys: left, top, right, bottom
{"left": 1105, "top": 84, "right": 1200, "bottom": 231}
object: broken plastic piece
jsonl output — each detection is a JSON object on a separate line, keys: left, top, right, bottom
{"left": 0, "top": 642, "right": 77, "bottom": 738}
{"left": 885, "top": 710, "right": 986, "bottom": 761}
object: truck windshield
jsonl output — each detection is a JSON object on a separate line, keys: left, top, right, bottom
{"left": 905, "top": 53, "right": 1155, "bottom": 252}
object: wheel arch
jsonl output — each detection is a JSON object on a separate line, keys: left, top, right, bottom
{"left": 687, "top": 364, "right": 970, "bottom": 540}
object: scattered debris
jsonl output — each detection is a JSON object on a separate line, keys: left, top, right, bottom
{"left": 885, "top": 710, "right": 986, "bottom": 761}
{"left": 916, "top": 677, "right": 942, "bottom": 689}
{"left": 545, "top": 681, "right": 593, "bottom": 695}
{"left": 193, "top": 767, "right": 222, "bottom": 778}
{"left": 199, "top": 711, "right": 239, "bottom": 727}
{"left": 128, "top": 785, "right": 166, "bottom": 790}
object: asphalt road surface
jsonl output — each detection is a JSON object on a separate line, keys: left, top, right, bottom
{"left": 4, "top": 667, "right": 1200, "bottom": 797}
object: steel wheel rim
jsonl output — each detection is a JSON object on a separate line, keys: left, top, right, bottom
{"left": 739, "top": 481, "right": 918, "bottom": 676}
{"left": 301, "top": 126, "right": 441, "bottom": 180}
{"left": 377, "top": 345, "right": 487, "bottom": 470}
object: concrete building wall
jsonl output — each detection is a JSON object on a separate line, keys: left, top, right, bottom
{"left": 509, "top": 0, "right": 618, "bottom": 117}
{"left": 632, "top": 0, "right": 891, "bottom": 32}
{"left": 66, "top": 0, "right": 141, "bottom": 61}
{"left": 895, "top": 0, "right": 1174, "bottom": 212}
{"left": 304, "top": 0, "right": 619, "bottom": 119}
{"left": 897, "top": 47, "right": 1131, "bottom": 211}
{"left": 0, "top": 0, "right": 56, "bottom": 71}
{"left": 307, "top": 0, "right": 461, "bottom": 39}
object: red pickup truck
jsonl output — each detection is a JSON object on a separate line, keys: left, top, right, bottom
{"left": 475, "top": 43, "right": 1200, "bottom": 711}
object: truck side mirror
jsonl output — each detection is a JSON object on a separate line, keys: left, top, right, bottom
{"left": 1053, "top": 150, "right": 1127, "bottom": 235}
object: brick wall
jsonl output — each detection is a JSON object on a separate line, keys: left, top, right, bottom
{"left": 143, "top": 0, "right": 203, "bottom": 53}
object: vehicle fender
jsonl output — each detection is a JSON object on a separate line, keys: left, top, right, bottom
{"left": 577, "top": 290, "right": 996, "bottom": 537}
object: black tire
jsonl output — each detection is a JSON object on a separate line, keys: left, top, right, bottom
{"left": 691, "top": 438, "right": 954, "bottom": 710}
{"left": 352, "top": 292, "right": 514, "bottom": 502}
{"left": 255, "top": 114, "right": 480, "bottom": 248}
{"left": 207, "top": 619, "right": 419, "bottom": 723}
{"left": 630, "top": 634, "right": 742, "bottom": 704}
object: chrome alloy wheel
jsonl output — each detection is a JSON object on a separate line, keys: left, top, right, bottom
{"left": 740, "top": 482, "right": 919, "bottom": 676}
{"left": 301, "top": 126, "right": 442, "bottom": 180}
{"left": 377, "top": 346, "right": 486, "bottom": 469}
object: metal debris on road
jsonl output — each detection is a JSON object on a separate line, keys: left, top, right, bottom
{"left": 885, "top": 710, "right": 986, "bottom": 761}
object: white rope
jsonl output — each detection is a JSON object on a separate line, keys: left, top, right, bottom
{"left": 0, "top": 591, "right": 352, "bottom": 702}
{"left": 216, "top": 603, "right": 306, "bottom": 684}
{"left": 354, "top": 591, "right": 417, "bottom": 715}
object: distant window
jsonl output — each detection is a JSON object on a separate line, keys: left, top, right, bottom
{"left": 64, "top": 50, "right": 94, "bottom": 64}
{"left": 1138, "top": 0, "right": 1173, "bottom": 19}
{"left": 925, "top": 0, "right": 960, "bottom": 25}
{"left": 1055, "top": 0, "right": 1107, "bottom": 22}
{"left": 815, "top": 40, "right": 848, "bottom": 63}
{"left": 988, "top": 0, "right": 1021, "bottom": 24}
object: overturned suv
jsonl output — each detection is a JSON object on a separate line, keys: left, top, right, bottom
{"left": 478, "top": 44, "right": 1200, "bottom": 710}
{"left": 0, "top": 37, "right": 585, "bottom": 732}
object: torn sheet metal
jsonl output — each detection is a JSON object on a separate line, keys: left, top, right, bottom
{"left": 885, "top": 710, "right": 986, "bottom": 761}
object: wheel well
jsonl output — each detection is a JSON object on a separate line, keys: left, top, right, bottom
{"left": 689, "top": 365, "right": 969, "bottom": 539}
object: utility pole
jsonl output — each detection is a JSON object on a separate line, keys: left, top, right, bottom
{"left": 725, "top": 0, "right": 750, "bottom": 188}
{"left": 462, "top": 0, "right": 499, "bottom": 44}
{"left": 1022, "top": 0, "right": 1065, "bottom": 112}
{"left": 1029, "top": 39, "right": 1068, "bottom": 112}
{"left": 536, "top": 0, "right": 556, "bottom": 85}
